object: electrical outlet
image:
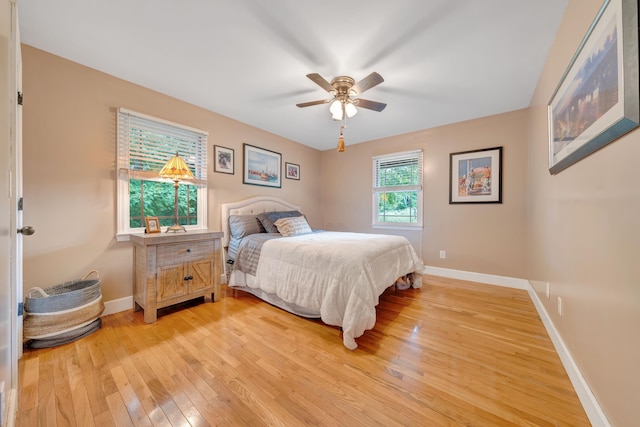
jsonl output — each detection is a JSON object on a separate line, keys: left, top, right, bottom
{"left": 546, "top": 282, "right": 550, "bottom": 299}
{"left": 439, "top": 250, "right": 446, "bottom": 259}
{"left": 557, "top": 297, "right": 562, "bottom": 316}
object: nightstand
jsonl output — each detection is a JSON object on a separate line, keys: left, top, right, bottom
{"left": 130, "top": 229, "right": 223, "bottom": 323}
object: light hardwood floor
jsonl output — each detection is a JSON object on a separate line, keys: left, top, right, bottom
{"left": 16, "top": 275, "right": 591, "bottom": 426}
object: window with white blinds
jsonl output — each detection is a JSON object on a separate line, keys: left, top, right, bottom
{"left": 372, "top": 150, "right": 423, "bottom": 228}
{"left": 116, "top": 108, "right": 208, "bottom": 239}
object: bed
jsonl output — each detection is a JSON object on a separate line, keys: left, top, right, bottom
{"left": 221, "top": 196, "right": 423, "bottom": 350}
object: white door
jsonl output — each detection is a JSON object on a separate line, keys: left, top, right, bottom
{"left": 3, "top": 1, "right": 25, "bottom": 424}
{"left": 10, "top": 0, "right": 24, "bottom": 362}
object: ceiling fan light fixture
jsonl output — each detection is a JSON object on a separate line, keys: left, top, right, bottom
{"left": 345, "top": 102, "right": 357, "bottom": 118}
{"left": 330, "top": 100, "right": 343, "bottom": 120}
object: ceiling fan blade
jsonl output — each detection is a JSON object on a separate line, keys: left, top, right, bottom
{"left": 306, "top": 73, "right": 335, "bottom": 93}
{"left": 296, "top": 99, "right": 330, "bottom": 108}
{"left": 352, "top": 72, "right": 384, "bottom": 95}
{"left": 355, "top": 98, "right": 387, "bottom": 112}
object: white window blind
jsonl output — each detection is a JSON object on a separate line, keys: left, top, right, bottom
{"left": 117, "top": 108, "right": 208, "bottom": 184}
{"left": 116, "top": 108, "right": 209, "bottom": 240}
{"left": 372, "top": 149, "right": 423, "bottom": 229}
{"left": 373, "top": 150, "right": 423, "bottom": 191}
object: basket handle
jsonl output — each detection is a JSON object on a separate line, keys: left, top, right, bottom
{"left": 27, "top": 287, "right": 49, "bottom": 298}
{"left": 82, "top": 270, "right": 100, "bottom": 280}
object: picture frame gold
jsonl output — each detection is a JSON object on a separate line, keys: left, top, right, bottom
{"left": 144, "top": 216, "right": 161, "bottom": 233}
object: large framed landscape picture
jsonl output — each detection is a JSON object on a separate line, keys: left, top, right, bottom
{"left": 449, "top": 147, "right": 502, "bottom": 204}
{"left": 243, "top": 143, "right": 282, "bottom": 188}
{"left": 548, "top": 0, "right": 639, "bottom": 174}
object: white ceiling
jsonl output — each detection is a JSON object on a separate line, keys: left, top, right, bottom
{"left": 18, "top": 0, "right": 568, "bottom": 151}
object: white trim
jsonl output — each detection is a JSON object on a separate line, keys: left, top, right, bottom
{"left": 422, "top": 265, "right": 528, "bottom": 289}
{"left": 101, "top": 296, "right": 133, "bottom": 317}
{"left": 118, "top": 107, "right": 209, "bottom": 136}
{"left": 423, "top": 265, "right": 610, "bottom": 427}
{"left": 526, "top": 285, "right": 611, "bottom": 427}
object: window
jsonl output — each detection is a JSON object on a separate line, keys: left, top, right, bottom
{"left": 372, "top": 149, "right": 423, "bottom": 229}
{"left": 117, "top": 108, "right": 208, "bottom": 240}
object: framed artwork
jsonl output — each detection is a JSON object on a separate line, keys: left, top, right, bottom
{"left": 285, "top": 162, "right": 300, "bottom": 180}
{"left": 243, "top": 143, "right": 282, "bottom": 188}
{"left": 144, "top": 216, "right": 161, "bottom": 233}
{"left": 449, "top": 147, "right": 502, "bottom": 204}
{"left": 548, "top": 0, "right": 639, "bottom": 174}
{"left": 214, "top": 145, "right": 234, "bottom": 174}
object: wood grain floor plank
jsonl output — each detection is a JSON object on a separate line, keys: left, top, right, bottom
{"left": 17, "top": 276, "right": 591, "bottom": 426}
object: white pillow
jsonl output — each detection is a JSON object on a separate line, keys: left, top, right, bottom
{"left": 273, "top": 216, "right": 312, "bottom": 237}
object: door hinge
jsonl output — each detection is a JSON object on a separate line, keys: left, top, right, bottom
{"left": 18, "top": 197, "right": 23, "bottom": 211}
{"left": 18, "top": 302, "right": 23, "bottom": 316}
{"left": 17, "top": 91, "right": 23, "bottom": 105}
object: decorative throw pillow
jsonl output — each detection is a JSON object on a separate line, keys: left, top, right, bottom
{"left": 273, "top": 216, "right": 313, "bottom": 237}
{"left": 229, "top": 215, "right": 265, "bottom": 239}
{"left": 257, "top": 210, "right": 304, "bottom": 233}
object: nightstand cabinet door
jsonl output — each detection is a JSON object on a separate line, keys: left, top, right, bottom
{"left": 157, "top": 264, "right": 188, "bottom": 301}
{"left": 190, "top": 258, "right": 214, "bottom": 292}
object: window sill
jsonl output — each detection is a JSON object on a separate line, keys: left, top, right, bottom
{"left": 372, "top": 224, "right": 423, "bottom": 231}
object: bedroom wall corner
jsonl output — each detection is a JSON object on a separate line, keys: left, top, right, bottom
{"left": 525, "top": 0, "right": 640, "bottom": 424}
{"left": 21, "top": 44, "right": 323, "bottom": 305}
{"left": 320, "top": 109, "right": 529, "bottom": 280}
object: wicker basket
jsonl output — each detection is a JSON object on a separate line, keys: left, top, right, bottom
{"left": 25, "top": 270, "right": 102, "bottom": 313}
{"left": 23, "top": 296, "right": 104, "bottom": 339}
{"left": 26, "top": 318, "right": 102, "bottom": 349}
{"left": 23, "top": 270, "right": 104, "bottom": 344}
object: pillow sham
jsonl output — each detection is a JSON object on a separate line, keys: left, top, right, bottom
{"left": 257, "top": 210, "right": 303, "bottom": 233}
{"left": 273, "top": 216, "right": 313, "bottom": 237}
{"left": 229, "top": 215, "right": 265, "bottom": 239}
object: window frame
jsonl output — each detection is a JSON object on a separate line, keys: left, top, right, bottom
{"left": 372, "top": 149, "right": 424, "bottom": 230}
{"left": 116, "top": 108, "right": 208, "bottom": 241}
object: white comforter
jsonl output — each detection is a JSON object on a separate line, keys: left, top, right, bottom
{"left": 250, "top": 231, "right": 423, "bottom": 349}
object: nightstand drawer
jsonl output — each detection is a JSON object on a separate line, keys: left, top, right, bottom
{"left": 157, "top": 240, "right": 214, "bottom": 264}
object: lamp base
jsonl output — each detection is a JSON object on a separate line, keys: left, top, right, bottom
{"left": 165, "top": 224, "right": 187, "bottom": 233}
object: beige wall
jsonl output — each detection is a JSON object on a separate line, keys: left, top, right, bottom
{"left": 527, "top": 0, "right": 640, "bottom": 425}
{"left": 21, "top": 45, "right": 322, "bottom": 302}
{"left": 321, "top": 109, "right": 529, "bottom": 278}
{"left": 22, "top": 2, "right": 640, "bottom": 421}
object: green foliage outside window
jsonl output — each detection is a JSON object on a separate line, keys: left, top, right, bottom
{"left": 377, "top": 191, "right": 418, "bottom": 223}
{"left": 376, "top": 163, "right": 419, "bottom": 223}
{"left": 129, "top": 179, "right": 198, "bottom": 228}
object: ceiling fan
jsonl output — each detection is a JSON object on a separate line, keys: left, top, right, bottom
{"left": 296, "top": 72, "right": 387, "bottom": 121}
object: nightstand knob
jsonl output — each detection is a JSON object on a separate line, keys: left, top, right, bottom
{"left": 186, "top": 248, "right": 192, "bottom": 253}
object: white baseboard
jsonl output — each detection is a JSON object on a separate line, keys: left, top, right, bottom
{"left": 422, "top": 265, "right": 529, "bottom": 289}
{"left": 526, "top": 286, "right": 610, "bottom": 427}
{"left": 423, "top": 265, "right": 609, "bottom": 427}
{"left": 102, "top": 296, "right": 133, "bottom": 317}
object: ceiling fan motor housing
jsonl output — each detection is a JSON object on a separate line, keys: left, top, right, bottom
{"left": 331, "top": 76, "right": 356, "bottom": 99}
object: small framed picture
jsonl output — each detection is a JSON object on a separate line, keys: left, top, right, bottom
{"left": 449, "top": 147, "right": 502, "bottom": 204}
{"left": 214, "top": 145, "right": 234, "bottom": 174}
{"left": 285, "top": 162, "right": 300, "bottom": 180}
{"left": 144, "top": 216, "right": 161, "bottom": 233}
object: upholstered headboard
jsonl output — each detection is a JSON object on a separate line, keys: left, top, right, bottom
{"left": 221, "top": 196, "right": 301, "bottom": 247}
